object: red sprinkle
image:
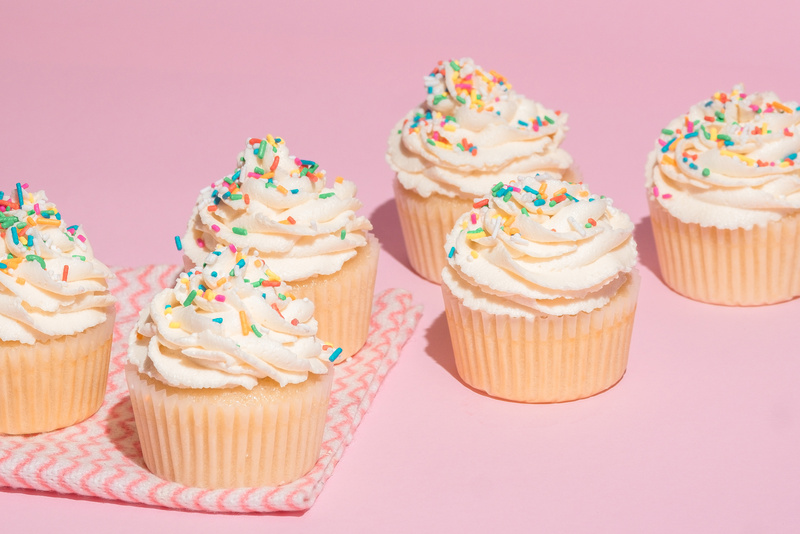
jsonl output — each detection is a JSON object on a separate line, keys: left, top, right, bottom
{"left": 291, "top": 319, "right": 299, "bottom": 326}
{"left": 62, "top": 265, "right": 69, "bottom": 282}
{"left": 270, "top": 156, "right": 280, "bottom": 171}
{"left": 287, "top": 216, "right": 296, "bottom": 225}
{"left": 207, "top": 205, "right": 217, "bottom": 212}
{"left": 473, "top": 199, "right": 489, "bottom": 209}
{"left": 244, "top": 194, "right": 250, "bottom": 205}
{"left": 248, "top": 137, "right": 261, "bottom": 146}
{"left": 261, "top": 280, "right": 280, "bottom": 287}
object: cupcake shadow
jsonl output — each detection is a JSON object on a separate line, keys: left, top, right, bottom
{"left": 105, "top": 396, "right": 146, "bottom": 469}
{"left": 425, "top": 311, "right": 496, "bottom": 400}
{"left": 369, "top": 198, "right": 411, "bottom": 271}
{"left": 634, "top": 216, "right": 662, "bottom": 280}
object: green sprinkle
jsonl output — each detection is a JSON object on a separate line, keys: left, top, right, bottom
{"left": 340, "top": 229, "right": 346, "bottom": 240}
{"left": 491, "top": 182, "right": 504, "bottom": 193}
{"left": 661, "top": 129, "right": 674, "bottom": 135}
{"left": 229, "top": 194, "right": 242, "bottom": 200}
{"left": 427, "top": 139, "right": 436, "bottom": 146}
{"left": 701, "top": 125, "right": 710, "bottom": 140}
{"left": 183, "top": 290, "right": 197, "bottom": 307}
{"left": 456, "top": 143, "right": 465, "bottom": 151}
{"left": 449, "top": 60, "right": 460, "bottom": 71}
{"left": 253, "top": 166, "right": 265, "bottom": 175}
{"left": 278, "top": 293, "right": 287, "bottom": 301}
{"left": 715, "top": 111, "right": 725, "bottom": 121}
{"left": 502, "top": 190, "right": 513, "bottom": 202}
{"left": 549, "top": 200, "right": 557, "bottom": 207}
{"left": 717, "top": 134, "right": 732, "bottom": 142}
{"left": 702, "top": 168, "right": 710, "bottom": 177}
{"left": 224, "top": 177, "right": 234, "bottom": 185}
{"left": 456, "top": 96, "right": 467, "bottom": 104}
{"left": 232, "top": 227, "right": 248, "bottom": 236}
{"left": 72, "top": 255, "right": 86, "bottom": 261}
{"left": 250, "top": 324, "right": 262, "bottom": 338}
{"left": 265, "top": 181, "right": 277, "bottom": 189}
{"left": 257, "top": 140, "right": 267, "bottom": 159}
{"left": 521, "top": 207, "right": 529, "bottom": 216}
{"left": 544, "top": 116, "right": 555, "bottom": 124}
{"left": 585, "top": 223, "right": 592, "bottom": 228}
{"left": 319, "top": 192, "right": 335, "bottom": 199}
{"left": 25, "top": 254, "right": 46, "bottom": 269}
{"left": 432, "top": 95, "right": 447, "bottom": 105}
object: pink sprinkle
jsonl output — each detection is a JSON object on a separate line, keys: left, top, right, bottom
{"left": 771, "top": 162, "right": 776, "bottom": 166}
{"left": 197, "top": 239, "right": 205, "bottom": 248}
{"left": 740, "top": 93, "right": 747, "bottom": 99}
{"left": 22, "top": 183, "right": 28, "bottom": 189}
{"left": 662, "top": 193, "right": 673, "bottom": 199}
{"left": 658, "top": 139, "right": 666, "bottom": 146}
{"left": 294, "top": 157, "right": 302, "bottom": 165}
{"left": 532, "top": 123, "right": 539, "bottom": 132}
{"left": 750, "top": 105, "right": 759, "bottom": 112}
{"left": 215, "top": 295, "right": 226, "bottom": 302}
{"left": 33, "top": 203, "right": 40, "bottom": 214}
{"left": 471, "top": 213, "right": 477, "bottom": 224}
{"left": 512, "top": 186, "right": 521, "bottom": 192}
{"left": 686, "top": 121, "right": 694, "bottom": 133}
{"left": 653, "top": 186, "right": 660, "bottom": 198}
{"left": 228, "top": 244, "right": 236, "bottom": 252}
{"left": 77, "top": 235, "right": 86, "bottom": 242}
{"left": 247, "top": 172, "right": 261, "bottom": 178}
{"left": 211, "top": 224, "right": 220, "bottom": 232}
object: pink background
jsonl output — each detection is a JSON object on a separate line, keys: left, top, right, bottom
{"left": 2, "top": 0, "right": 800, "bottom": 531}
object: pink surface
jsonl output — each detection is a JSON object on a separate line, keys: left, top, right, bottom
{"left": 0, "top": 266, "right": 422, "bottom": 512}
{"left": 1, "top": 0, "right": 799, "bottom": 531}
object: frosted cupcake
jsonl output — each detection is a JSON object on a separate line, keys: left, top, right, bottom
{"left": 183, "top": 135, "right": 378, "bottom": 362}
{"left": 0, "top": 185, "right": 116, "bottom": 434}
{"left": 441, "top": 175, "right": 639, "bottom": 403}
{"left": 126, "top": 245, "right": 336, "bottom": 488}
{"left": 387, "top": 57, "right": 575, "bottom": 283}
{"left": 646, "top": 85, "right": 800, "bottom": 305}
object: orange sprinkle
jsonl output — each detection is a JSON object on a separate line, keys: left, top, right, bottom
{"left": 244, "top": 194, "right": 250, "bottom": 205}
{"left": 277, "top": 185, "right": 288, "bottom": 195}
{"left": 773, "top": 101, "right": 794, "bottom": 114}
{"left": 62, "top": 265, "right": 69, "bottom": 281}
{"left": 335, "top": 176, "right": 344, "bottom": 184}
{"left": 207, "top": 205, "right": 217, "bottom": 212}
{"left": 538, "top": 183, "right": 547, "bottom": 195}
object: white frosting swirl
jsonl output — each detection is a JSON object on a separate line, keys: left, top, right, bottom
{"left": 386, "top": 58, "right": 573, "bottom": 199}
{"left": 184, "top": 135, "right": 373, "bottom": 281}
{"left": 128, "top": 245, "right": 334, "bottom": 390}
{"left": 0, "top": 188, "right": 115, "bottom": 344}
{"left": 443, "top": 175, "right": 637, "bottom": 317}
{"left": 646, "top": 84, "right": 800, "bottom": 229}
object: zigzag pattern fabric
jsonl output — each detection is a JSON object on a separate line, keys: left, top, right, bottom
{"left": 0, "top": 265, "right": 422, "bottom": 512}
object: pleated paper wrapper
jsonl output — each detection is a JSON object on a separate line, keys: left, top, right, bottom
{"left": 442, "top": 270, "right": 639, "bottom": 403}
{"left": 649, "top": 199, "right": 800, "bottom": 306}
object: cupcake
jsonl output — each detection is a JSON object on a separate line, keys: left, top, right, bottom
{"left": 0, "top": 185, "right": 116, "bottom": 434}
{"left": 183, "top": 135, "right": 378, "bottom": 362}
{"left": 441, "top": 175, "right": 639, "bottom": 403}
{"left": 387, "top": 57, "right": 575, "bottom": 283}
{"left": 126, "top": 245, "right": 336, "bottom": 488}
{"left": 646, "top": 85, "right": 800, "bottom": 305}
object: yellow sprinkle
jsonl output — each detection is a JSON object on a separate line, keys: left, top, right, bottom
{"left": 204, "top": 290, "right": 214, "bottom": 301}
{"left": 710, "top": 127, "right": 718, "bottom": 141}
{"left": 169, "top": 321, "right": 180, "bottom": 329}
{"left": 443, "top": 124, "right": 456, "bottom": 132}
{"left": 471, "top": 250, "right": 478, "bottom": 259}
{"left": 661, "top": 155, "right": 677, "bottom": 166}
{"left": 239, "top": 311, "right": 249, "bottom": 336}
{"left": 780, "top": 161, "right": 791, "bottom": 168}
{"left": 265, "top": 270, "right": 280, "bottom": 281}
{"left": 266, "top": 134, "right": 276, "bottom": 146}
{"left": 16, "top": 278, "right": 25, "bottom": 285}
{"left": 467, "top": 231, "right": 487, "bottom": 240}
{"left": 553, "top": 188, "right": 567, "bottom": 197}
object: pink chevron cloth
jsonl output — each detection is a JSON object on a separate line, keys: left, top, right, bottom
{"left": 0, "top": 265, "right": 422, "bottom": 513}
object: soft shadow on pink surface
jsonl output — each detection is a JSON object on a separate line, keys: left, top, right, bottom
{"left": 634, "top": 216, "right": 662, "bottom": 280}
{"left": 369, "top": 199, "right": 411, "bottom": 271}
{"left": 105, "top": 397, "right": 145, "bottom": 469}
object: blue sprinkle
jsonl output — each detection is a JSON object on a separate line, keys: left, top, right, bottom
{"left": 788, "top": 153, "right": 797, "bottom": 160}
{"left": 684, "top": 132, "right": 699, "bottom": 139}
{"left": 174, "top": 236, "right": 182, "bottom": 251}
{"left": 290, "top": 189, "right": 299, "bottom": 194}
{"left": 517, "top": 120, "right": 529, "bottom": 127}
{"left": 212, "top": 318, "right": 223, "bottom": 324}
{"left": 236, "top": 259, "right": 245, "bottom": 269}
{"left": 448, "top": 247, "right": 455, "bottom": 258}
{"left": 26, "top": 235, "right": 33, "bottom": 247}
{"left": 10, "top": 227, "right": 18, "bottom": 245}
{"left": 724, "top": 140, "right": 734, "bottom": 146}
{"left": 15, "top": 183, "right": 23, "bottom": 206}
{"left": 533, "top": 199, "right": 546, "bottom": 206}
{"left": 523, "top": 186, "right": 537, "bottom": 194}
{"left": 329, "top": 347, "right": 343, "bottom": 362}
{"left": 299, "top": 159, "right": 315, "bottom": 166}
{"left": 222, "top": 191, "right": 230, "bottom": 199}
{"left": 232, "top": 170, "right": 241, "bottom": 180}
{"left": 661, "top": 138, "right": 676, "bottom": 153}
{"left": 211, "top": 271, "right": 217, "bottom": 277}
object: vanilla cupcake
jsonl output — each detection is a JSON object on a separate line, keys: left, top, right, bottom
{"left": 0, "top": 185, "right": 116, "bottom": 434}
{"left": 646, "top": 85, "right": 800, "bottom": 305}
{"left": 441, "top": 175, "right": 639, "bottom": 403}
{"left": 387, "top": 58, "right": 575, "bottom": 283}
{"left": 183, "top": 135, "right": 378, "bottom": 362}
{"left": 126, "top": 245, "right": 335, "bottom": 488}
